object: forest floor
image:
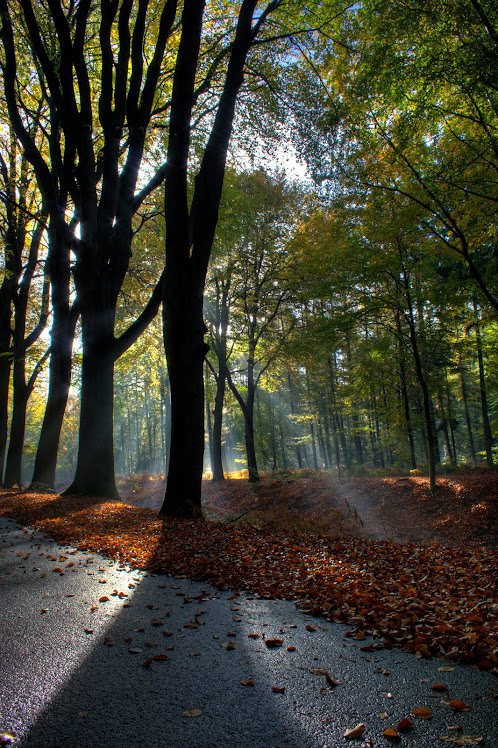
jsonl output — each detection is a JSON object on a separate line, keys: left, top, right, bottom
{"left": 0, "top": 469, "right": 496, "bottom": 670}
{"left": 120, "top": 468, "right": 498, "bottom": 550}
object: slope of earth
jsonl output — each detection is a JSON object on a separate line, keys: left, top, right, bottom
{"left": 120, "top": 470, "right": 498, "bottom": 549}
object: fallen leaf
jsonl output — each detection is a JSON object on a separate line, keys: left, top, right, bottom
{"left": 413, "top": 707, "right": 433, "bottom": 719}
{"left": 104, "top": 637, "right": 114, "bottom": 646}
{"left": 182, "top": 708, "right": 203, "bottom": 718}
{"left": 128, "top": 648, "right": 142, "bottom": 654}
{"left": 432, "top": 683, "right": 448, "bottom": 691}
{"left": 84, "top": 628, "right": 93, "bottom": 634}
{"left": 271, "top": 686, "right": 285, "bottom": 694}
{"left": 382, "top": 728, "right": 400, "bottom": 741}
{"left": 152, "top": 654, "right": 168, "bottom": 661}
{"left": 344, "top": 723, "right": 365, "bottom": 739}
{"left": 99, "top": 596, "right": 109, "bottom": 602}
{"left": 449, "top": 700, "right": 470, "bottom": 712}
{"left": 240, "top": 678, "right": 255, "bottom": 686}
{"left": 397, "top": 717, "right": 414, "bottom": 731}
{"left": 305, "top": 624, "right": 316, "bottom": 632}
{"left": 440, "top": 737, "right": 484, "bottom": 745}
{"left": 265, "top": 638, "right": 283, "bottom": 648}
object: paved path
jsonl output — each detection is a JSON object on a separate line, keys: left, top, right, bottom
{"left": 1, "top": 516, "right": 496, "bottom": 747}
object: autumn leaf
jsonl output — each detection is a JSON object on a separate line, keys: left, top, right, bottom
{"left": 182, "top": 708, "right": 203, "bottom": 718}
{"left": 308, "top": 668, "right": 339, "bottom": 686}
{"left": 432, "top": 683, "right": 448, "bottom": 691}
{"left": 449, "top": 700, "right": 470, "bottom": 712}
{"left": 344, "top": 723, "right": 365, "bottom": 739}
{"left": 271, "top": 686, "right": 285, "bottom": 693}
{"left": 128, "top": 648, "right": 142, "bottom": 654}
{"left": 383, "top": 728, "right": 400, "bottom": 741}
{"left": 99, "top": 596, "right": 109, "bottom": 602}
{"left": 84, "top": 628, "right": 93, "bottom": 634}
{"left": 413, "top": 707, "right": 433, "bottom": 719}
{"left": 440, "top": 737, "right": 484, "bottom": 745}
{"left": 240, "top": 678, "right": 255, "bottom": 686}
{"left": 397, "top": 717, "right": 414, "bottom": 731}
{"left": 265, "top": 638, "right": 283, "bottom": 648}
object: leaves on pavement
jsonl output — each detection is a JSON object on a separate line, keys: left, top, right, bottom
{"left": 0, "top": 488, "right": 496, "bottom": 667}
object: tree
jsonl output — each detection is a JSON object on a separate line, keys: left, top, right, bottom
{"left": 324, "top": 0, "right": 498, "bottom": 312}
{"left": 159, "top": 1, "right": 340, "bottom": 515}
{"left": 0, "top": 0, "right": 178, "bottom": 497}
{"left": 0, "top": 125, "right": 50, "bottom": 486}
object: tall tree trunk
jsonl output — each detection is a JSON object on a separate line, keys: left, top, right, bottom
{"left": 287, "top": 372, "right": 304, "bottom": 468}
{"left": 399, "top": 353, "right": 417, "bottom": 469}
{"left": 327, "top": 355, "right": 351, "bottom": 471}
{"left": 0, "top": 356, "right": 12, "bottom": 482}
{"left": 31, "top": 229, "right": 75, "bottom": 490}
{"left": 459, "top": 364, "right": 477, "bottom": 466}
{"left": 3, "top": 360, "right": 28, "bottom": 487}
{"left": 160, "top": 283, "right": 206, "bottom": 517}
{"left": 473, "top": 303, "right": 494, "bottom": 467}
{"left": 244, "top": 363, "right": 259, "bottom": 483}
{"left": 211, "top": 368, "right": 226, "bottom": 481}
{"left": 402, "top": 271, "right": 437, "bottom": 492}
{"left": 63, "top": 305, "right": 118, "bottom": 499}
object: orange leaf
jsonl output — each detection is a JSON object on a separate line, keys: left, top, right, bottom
{"left": 99, "top": 596, "right": 109, "bottom": 602}
{"left": 383, "top": 728, "right": 400, "bottom": 741}
{"left": 413, "top": 707, "right": 433, "bottom": 719}
{"left": 265, "top": 638, "right": 283, "bottom": 648}
{"left": 449, "top": 700, "right": 470, "bottom": 712}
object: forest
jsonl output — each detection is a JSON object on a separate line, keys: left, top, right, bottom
{"left": 0, "top": 0, "right": 496, "bottom": 517}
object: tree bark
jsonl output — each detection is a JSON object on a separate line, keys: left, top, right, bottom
{"left": 459, "top": 364, "right": 477, "bottom": 466}
{"left": 161, "top": 284, "right": 207, "bottom": 517}
{"left": 30, "top": 226, "right": 75, "bottom": 490}
{"left": 63, "top": 301, "right": 119, "bottom": 499}
{"left": 211, "top": 369, "right": 227, "bottom": 481}
{"left": 473, "top": 303, "right": 494, "bottom": 467}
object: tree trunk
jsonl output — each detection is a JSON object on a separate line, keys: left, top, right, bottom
{"left": 244, "top": 367, "right": 259, "bottom": 483}
{"left": 473, "top": 304, "right": 494, "bottom": 467}
{"left": 160, "top": 284, "right": 206, "bottom": 518}
{"left": 3, "top": 357, "right": 28, "bottom": 487}
{"left": 31, "top": 230, "right": 74, "bottom": 490}
{"left": 460, "top": 365, "right": 477, "bottom": 466}
{"left": 63, "top": 307, "right": 118, "bottom": 499}
{"left": 211, "top": 368, "right": 226, "bottom": 481}
{"left": 0, "top": 356, "right": 12, "bottom": 481}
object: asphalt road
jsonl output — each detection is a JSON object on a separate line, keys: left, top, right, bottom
{"left": 0, "top": 516, "right": 496, "bottom": 748}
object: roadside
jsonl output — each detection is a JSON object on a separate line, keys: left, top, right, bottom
{"left": 1, "top": 516, "right": 497, "bottom": 748}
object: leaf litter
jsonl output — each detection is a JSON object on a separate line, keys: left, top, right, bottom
{"left": 0, "top": 485, "right": 496, "bottom": 668}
